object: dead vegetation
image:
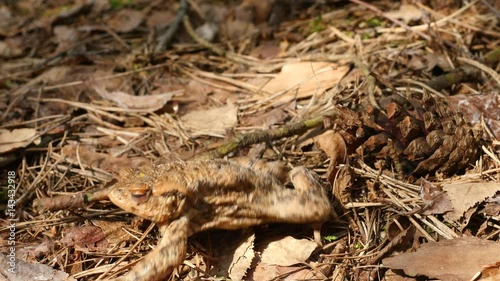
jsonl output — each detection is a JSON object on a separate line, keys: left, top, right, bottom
{"left": 0, "top": 0, "right": 499, "bottom": 280}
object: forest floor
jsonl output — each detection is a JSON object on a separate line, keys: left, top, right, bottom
{"left": 0, "top": 0, "right": 499, "bottom": 280}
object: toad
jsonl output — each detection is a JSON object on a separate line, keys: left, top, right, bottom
{"left": 108, "top": 159, "right": 331, "bottom": 280}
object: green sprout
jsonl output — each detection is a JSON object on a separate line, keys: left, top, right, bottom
{"left": 310, "top": 15, "right": 326, "bottom": 33}
{"left": 323, "top": 235, "right": 339, "bottom": 242}
{"left": 109, "top": 0, "right": 133, "bottom": 8}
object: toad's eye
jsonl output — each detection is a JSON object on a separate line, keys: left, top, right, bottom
{"left": 129, "top": 184, "right": 150, "bottom": 203}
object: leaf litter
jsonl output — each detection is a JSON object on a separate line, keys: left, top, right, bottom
{"left": 0, "top": 0, "right": 499, "bottom": 280}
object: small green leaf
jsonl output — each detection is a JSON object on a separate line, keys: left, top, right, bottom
{"left": 309, "top": 15, "right": 325, "bottom": 33}
{"left": 323, "top": 235, "right": 339, "bottom": 242}
{"left": 367, "top": 17, "right": 382, "bottom": 27}
{"left": 109, "top": 0, "right": 133, "bottom": 8}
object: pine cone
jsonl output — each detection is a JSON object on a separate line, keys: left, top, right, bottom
{"left": 342, "top": 92, "right": 482, "bottom": 177}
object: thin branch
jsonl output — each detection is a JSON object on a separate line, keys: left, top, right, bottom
{"left": 195, "top": 110, "right": 338, "bottom": 160}
{"left": 155, "top": 0, "right": 188, "bottom": 51}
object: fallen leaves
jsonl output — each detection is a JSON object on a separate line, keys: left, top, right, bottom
{"left": 442, "top": 181, "right": 500, "bottom": 226}
{"left": 61, "top": 226, "right": 108, "bottom": 252}
{"left": 251, "top": 236, "right": 324, "bottom": 280}
{"left": 93, "top": 85, "right": 180, "bottom": 111}
{"left": 0, "top": 128, "right": 40, "bottom": 153}
{"left": 61, "top": 144, "right": 149, "bottom": 174}
{"left": 447, "top": 93, "right": 500, "bottom": 139}
{"left": 0, "top": 253, "right": 75, "bottom": 281}
{"left": 261, "top": 236, "right": 319, "bottom": 266}
{"left": 383, "top": 237, "right": 500, "bottom": 281}
{"left": 209, "top": 230, "right": 255, "bottom": 280}
{"left": 419, "top": 178, "right": 453, "bottom": 215}
{"left": 383, "top": 4, "right": 423, "bottom": 24}
{"left": 314, "top": 130, "right": 347, "bottom": 184}
{"left": 107, "top": 9, "right": 144, "bottom": 33}
{"left": 180, "top": 104, "right": 238, "bottom": 136}
{"left": 0, "top": 39, "right": 23, "bottom": 57}
{"left": 258, "top": 62, "right": 349, "bottom": 102}
{"left": 1, "top": 1, "right": 499, "bottom": 281}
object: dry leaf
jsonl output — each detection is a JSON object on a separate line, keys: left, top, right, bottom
{"left": 250, "top": 41, "right": 282, "bottom": 59}
{"left": 93, "top": 85, "right": 179, "bottom": 111}
{"left": 61, "top": 226, "right": 108, "bottom": 251}
{"left": 315, "top": 130, "right": 347, "bottom": 184}
{"left": 240, "top": 0, "right": 274, "bottom": 24}
{"left": 480, "top": 262, "right": 500, "bottom": 281}
{"left": 33, "top": 0, "right": 92, "bottom": 30}
{"left": 146, "top": 10, "right": 176, "bottom": 29}
{"left": 261, "top": 236, "right": 318, "bottom": 266}
{"left": 209, "top": 230, "right": 255, "bottom": 280}
{"left": 315, "top": 130, "right": 347, "bottom": 162}
{"left": 419, "top": 179, "right": 453, "bottom": 215}
{"left": 447, "top": 93, "right": 500, "bottom": 139}
{"left": 107, "top": 9, "right": 144, "bottom": 33}
{"left": 180, "top": 104, "right": 238, "bottom": 135}
{"left": 91, "top": 220, "right": 132, "bottom": 245}
{"left": 384, "top": 269, "right": 416, "bottom": 281}
{"left": 220, "top": 19, "right": 255, "bottom": 41}
{"left": 61, "top": 144, "right": 149, "bottom": 174}
{"left": 259, "top": 62, "right": 349, "bottom": 102}
{"left": 242, "top": 107, "right": 287, "bottom": 127}
{"left": 250, "top": 234, "right": 323, "bottom": 280}
{"left": 195, "top": 22, "right": 219, "bottom": 42}
{"left": 16, "top": 240, "right": 54, "bottom": 263}
{"left": 36, "top": 66, "right": 71, "bottom": 84}
{"left": 442, "top": 181, "right": 500, "bottom": 223}
{"left": 53, "top": 25, "right": 79, "bottom": 52}
{"left": 0, "top": 39, "right": 23, "bottom": 58}
{"left": 383, "top": 4, "right": 423, "bottom": 23}
{"left": 483, "top": 199, "right": 500, "bottom": 217}
{"left": 251, "top": 263, "right": 316, "bottom": 281}
{"left": 0, "top": 253, "right": 75, "bottom": 281}
{"left": 383, "top": 236, "right": 500, "bottom": 281}
{"left": 0, "top": 128, "right": 40, "bottom": 154}
{"left": 0, "top": 6, "right": 14, "bottom": 36}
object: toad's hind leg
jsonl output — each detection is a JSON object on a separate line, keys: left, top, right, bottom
{"left": 289, "top": 166, "right": 323, "bottom": 192}
{"left": 266, "top": 166, "right": 332, "bottom": 224}
{"left": 115, "top": 217, "right": 189, "bottom": 281}
{"left": 289, "top": 167, "right": 333, "bottom": 245}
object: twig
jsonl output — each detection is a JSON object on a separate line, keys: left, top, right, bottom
{"left": 457, "top": 56, "right": 500, "bottom": 86}
{"left": 182, "top": 15, "right": 260, "bottom": 66}
{"left": 481, "top": 0, "right": 500, "bottom": 19}
{"left": 182, "top": 14, "right": 224, "bottom": 56}
{"left": 426, "top": 47, "right": 500, "bottom": 90}
{"left": 350, "top": 0, "right": 431, "bottom": 41}
{"left": 97, "top": 222, "right": 156, "bottom": 280}
{"left": 426, "top": 66, "right": 478, "bottom": 91}
{"left": 33, "top": 186, "right": 111, "bottom": 211}
{"left": 194, "top": 110, "right": 338, "bottom": 160}
{"left": 155, "top": 0, "right": 188, "bottom": 51}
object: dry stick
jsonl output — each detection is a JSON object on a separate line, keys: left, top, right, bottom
{"left": 97, "top": 222, "right": 156, "bottom": 280}
{"left": 33, "top": 185, "right": 112, "bottom": 211}
{"left": 182, "top": 15, "right": 224, "bottom": 55}
{"left": 34, "top": 110, "right": 338, "bottom": 211}
{"left": 182, "top": 15, "right": 260, "bottom": 66}
{"left": 426, "top": 47, "right": 500, "bottom": 90}
{"left": 481, "top": 0, "right": 500, "bottom": 19}
{"left": 194, "top": 112, "right": 336, "bottom": 160}
{"left": 350, "top": 0, "right": 431, "bottom": 41}
{"left": 155, "top": 0, "right": 188, "bottom": 51}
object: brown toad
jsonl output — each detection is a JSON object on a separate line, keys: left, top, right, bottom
{"left": 108, "top": 159, "right": 331, "bottom": 281}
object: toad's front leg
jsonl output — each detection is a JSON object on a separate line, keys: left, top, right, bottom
{"left": 115, "top": 217, "right": 189, "bottom": 281}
